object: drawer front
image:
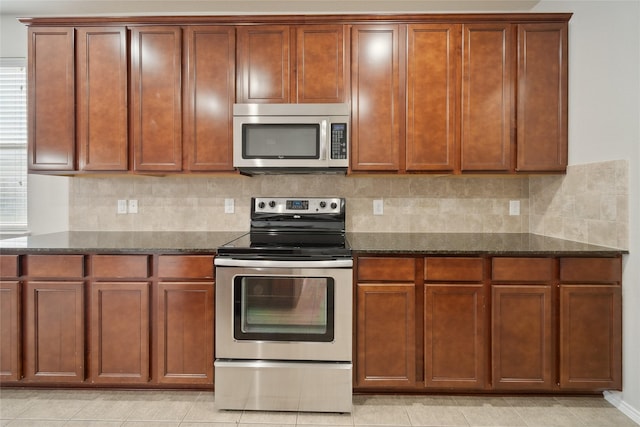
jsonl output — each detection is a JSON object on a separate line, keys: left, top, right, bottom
{"left": 26, "top": 255, "right": 84, "bottom": 278}
{"left": 0, "top": 255, "right": 19, "bottom": 278}
{"left": 158, "top": 255, "right": 215, "bottom": 279}
{"left": 357, "top": 257, "right": 415, "bottom": 282}
{"left": 492, "top": 257, "right": 555, "bottom": 282}
{"left": 92, "top": 255, "right": 150, "bottom": 279}
{"left": 425, "top": 257, "right": 484, "bottom": 282}
{"left": 560, "top": 257, "right": 621, "bottom": 283}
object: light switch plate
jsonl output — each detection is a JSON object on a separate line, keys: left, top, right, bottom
{"left": 117, "top": 199, "right": 127, "bottom": 214}
{"left": 373, "top": 199, "right": 384, "bottom": 216}
{"left": 509, "top": 200, "right": 520, "bottom": 216}
{"left": 225, "top": 198, "right": 235, "bottom": 214}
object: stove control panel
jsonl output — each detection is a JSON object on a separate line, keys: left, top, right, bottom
{"left": 253, "top": 197, "right": 343, "bottom": 214}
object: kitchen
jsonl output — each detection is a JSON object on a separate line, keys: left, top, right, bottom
{"left": 0, "top": 0, "right": 638, "bottom": 425}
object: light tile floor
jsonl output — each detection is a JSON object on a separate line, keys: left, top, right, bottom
{"left": 0, "top": 389, "right": 638, "bottom": 427}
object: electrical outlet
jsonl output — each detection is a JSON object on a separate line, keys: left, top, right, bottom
{"left": 509, "top": 200, "right": 520, "bottom": 216}
{"left": 373, "top": 199, "right": 384, "bottom": 216}
{"left": 117, "top": 199, "right": 127, "bottom": 214}
{"left": 224, "top": 198, "right": 235, "bottom": 214}
{"left": 128, "top": 199, "right": 138, "bottom": 214}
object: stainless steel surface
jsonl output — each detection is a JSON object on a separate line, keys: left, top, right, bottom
{"left": 215, "top": 265, "right": 352, "bottom": 361}
{"left": 214, "top": 258, "right": 353, "bottom": 268}
{"left": 214, "top": 360, "right": 352, "bottom": 413}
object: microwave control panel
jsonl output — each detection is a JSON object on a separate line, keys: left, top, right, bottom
{"left": 330, "top": 123, "right": 348, "bottom": 160}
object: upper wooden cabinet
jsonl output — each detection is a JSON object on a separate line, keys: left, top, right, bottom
{"left": 237, "top": 25, "right": 347, "bottom": 104}
{"left": 130, "top": 26, "right": 183, "bottom": 172}
{"left": 77, "top": 27, "right": 129, "bottom": 171}
{"left": 27, "top": 27, "right": 75, "bottom": 171}
{"left": 516, "top": 22, "right": 568, "bottom": 172}
{"left": 183, "top": 26, "right": 236, "bottom": 172}
{"left": 351, "top": 25, "right": 402, "bottom": 172}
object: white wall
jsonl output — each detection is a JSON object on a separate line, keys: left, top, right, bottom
{"left": 1, "top": 1, "right": 639, "bottom": 419}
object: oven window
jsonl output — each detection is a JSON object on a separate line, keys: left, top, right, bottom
{"left": 233, "top": 276, "right": 334, "bottom": 342}
{"left": 243, "top": 124, "right": 320, "bottom": 159}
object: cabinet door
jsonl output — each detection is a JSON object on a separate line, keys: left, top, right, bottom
{"left": 406, "top": 24, "right": 460, "bottom": 172}
{"left": 131, "top": 26, "right": 182, "bottom": 172}
{"left": 76, "top": 27, "right": 128, "bottom": 171}
{"left": 156, "top": 282, "right": 214, "bottom": 384}
{"left": 237, "top": 25, "right": 290, "bottom": 103}
{"left": 491, "top": 284, "right": 553, "bottom": 390}
{"left": 356, "top": 283, "right": 416, "bottom": 388}
{"left": 0, "top": 281, "right": 20, "bottom": 382}
{"left": 351, "top": 25, "right": 402, "bottom": 172}
{"left": 516, "top": 23, "right": 568, "bottom": 172}
{"left": 183, "top": 26, "right": 235, "bottom": 172}
{"left": 461, "top": 23, "right": 514, "bottom": 172}
{"left": 90, "top": 282, "right": 150, "bottom": 383}
{"left": 424, "top": 284, "right": 486, "bottom": 389}
{"left": 27, "top": 27, "right": 75, "bottom": 171}
{"left": 559, "top": 285, "right": 621, "bottom": 390}
{"left": 296, "top": 25, "right": 347, "bottom": 103}
{"left": 24, "top": 281, "right": 84, "bottom": 382}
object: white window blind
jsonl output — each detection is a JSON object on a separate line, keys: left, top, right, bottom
{"left": 0, "top": 58, "right": 28, "bottom": 232}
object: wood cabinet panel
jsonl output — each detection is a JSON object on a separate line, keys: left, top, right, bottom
{"left": 0, "top": 255, "right": 19, "bottom": 278}
{"left": 351, "top": 25, "right": 402, "bottom": 172}
{"left": 516, "top": 23, "right": 568, "bottom": 172}
{"left": 406, "top": 24, "right": 460, "bottom": 172}
{"left": 130, "top": 26, "right": 182, "bottom": 172}
{"left": 183, "top": 26, "right": 235, "bottom": 171}
{"left": 0, "top": 281, "right": 21, "bottom": 381}
{"left": 89, "top": 282, "right": 150, "bottom": 383}
{"left": 296, "top": 25, "right": 347, "bottom": 103}
{"left": 559, "top": 285, "right": 621, "bottom": 390}
{"left": 91, "top": 255, "right": 149, "bottom": 279}
{"left": 461, "top": 23, "right": 513, "bottom": 172}
{"left": 26, "top": 255, "right": 84, "bottom": 278}
{"left": 76, "top": 27, "right": 128, "bottom": 171}
{"left": 357, "top": 257, "right": 415, "bottom": 282}
{"left": 356, "top": 283, "right": 416, "bottom": 387}
{"left": 28, "top": 27, "right": 75, "bottom": 171}
{"left": 491, "top": 284, "right": 553, "bottom": 390}
{"left": 492, "top": 257, "right": 554, "bottom": 282}
{"left": 24, "top": 281, "right": 84, "bottom": 382}
{"left": 425, "top": 257, "right": 484, "bottom": 282}
{"left": 158, "top": 255, "right": 215, "bottom": 279}
{"left": 237, "top": 25, "right": 290, "bottom": 103}
{"left": 156, "top": 282, "right": 214, "bottom": 384}
{"left": 424, "top": 284, "right": 486, "bottom": 389}
{"left": 560, "top": 257, "right": 621, "bottom": 283}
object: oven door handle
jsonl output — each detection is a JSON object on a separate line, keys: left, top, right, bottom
{"left": 214, "top": 258, "right": 353, "bottom": 268}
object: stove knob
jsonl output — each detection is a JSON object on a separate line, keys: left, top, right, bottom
{"left": 330, "top": 202, "right": 338, "bottom": 209}
{"left": 268, "top": 200, "right": 276, "bottom": 208}
{"left": 319, "top": 201, "right": 327, "bottom": 208}
{"left": 258, "top": 201, "right": 265, "bottom": 209}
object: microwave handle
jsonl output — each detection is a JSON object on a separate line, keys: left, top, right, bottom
{"left": 320, "top": 120, "right": 328, "bottom": 160}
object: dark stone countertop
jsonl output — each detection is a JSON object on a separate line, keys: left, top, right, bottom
{"left": 0, "top": 231, "right": 246, "bottom": 254}
{"left": 0, "top": 231, "right": 626, "bottom": 257}
{"left": 347, "top": 232, "right": 627, "bottom": 256}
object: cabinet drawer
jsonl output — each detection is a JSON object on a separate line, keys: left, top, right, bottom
{"left": 357, "top": 257, "right": 415, "bottom": 282}
{"left": 560, "top": 257, "right": 621, "bottom": 283}
{"left": 0, "top": 255, "right": 19, "bottom": 278}
{"left": 92, "top": 255, "right": 150, "bottom": 278}
{"left": 492, "top": 257, "right": 554, "bottom": 282}
{"left": 158, "top": 255, "right": 215, "bottom": 279}
{"left": 26, "top": 255, "right": 84, "bottom": 278}
{"left": 425, "top": 257, "right": 484, "bottom": 282}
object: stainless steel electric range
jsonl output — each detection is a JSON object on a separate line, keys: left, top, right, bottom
{"left": 214, "top": 197, "right": 353, "bottom": 413}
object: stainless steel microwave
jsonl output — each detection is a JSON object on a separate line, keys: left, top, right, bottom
{"left": 233, "top": 103, "right": 350, "bottom": 174}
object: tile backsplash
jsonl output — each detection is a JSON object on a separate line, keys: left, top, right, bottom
{"left": 69, "top": 160, "right": 628, "bottom": 249}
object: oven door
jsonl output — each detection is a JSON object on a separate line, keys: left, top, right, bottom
{"left": 215, "top": 259, "right": 352, "bottom": 362}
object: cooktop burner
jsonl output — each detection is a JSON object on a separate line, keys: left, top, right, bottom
{"left": 217, "top": 197, "right": 350, "bottom": 260}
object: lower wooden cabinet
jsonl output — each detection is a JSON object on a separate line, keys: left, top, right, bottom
{"left": 156, "top": 281, "right": 214, "bottom": 384}
{"left": 24, "top": 281, "right": 85, "bottom": 382}
{"left": 89, "top": 282, "right": 150, "bottom": 384}
{"left": 0, "top": 281, "right": 21, "bottom": 381}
